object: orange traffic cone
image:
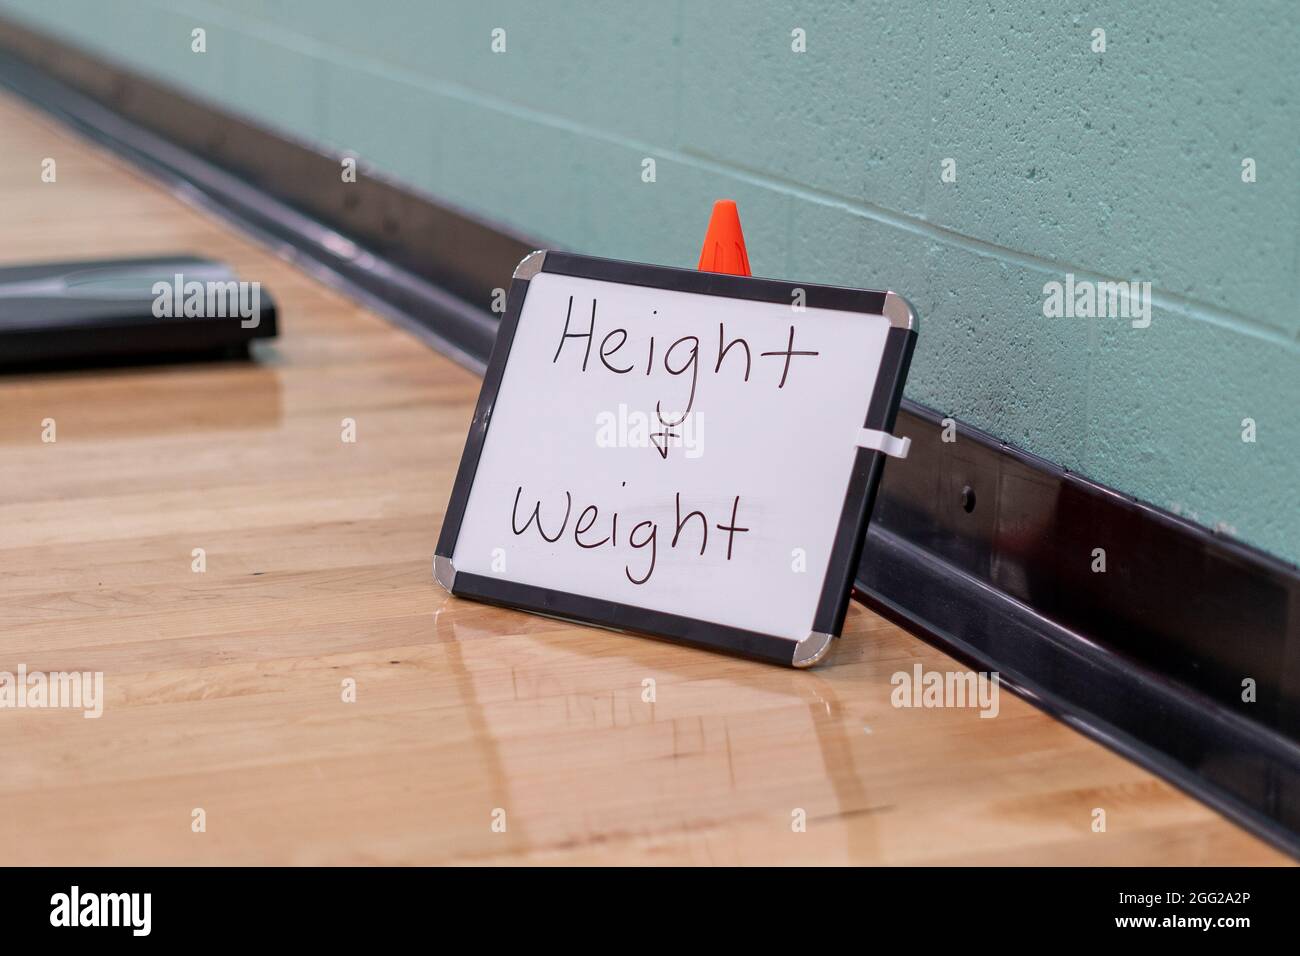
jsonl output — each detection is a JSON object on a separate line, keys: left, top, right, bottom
{"left": 696, "top": 199, "right": 751, "bottom": 276}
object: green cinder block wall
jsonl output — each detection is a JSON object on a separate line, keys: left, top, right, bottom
{"left": 3, "top": 0, "right": 1296, "bottom": 562}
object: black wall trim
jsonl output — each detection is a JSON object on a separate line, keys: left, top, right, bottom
{"left": 3, "top": 15, "right": 1297, "bottom": 858}
{"left": 862, "top": 406, "right": 1300, "bottom": 857}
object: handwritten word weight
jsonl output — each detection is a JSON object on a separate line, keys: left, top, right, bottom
{"left": 512, "top": 486, "right": 748, "bottom": 585}
{"left": 552, "top": 296, "right": 820, "bottom": 424}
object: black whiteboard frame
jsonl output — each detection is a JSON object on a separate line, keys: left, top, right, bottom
{"left": 435, "top": 250, "right": 917, "bottom": 667}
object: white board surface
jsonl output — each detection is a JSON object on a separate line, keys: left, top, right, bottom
{"left": 451, "top": 270, "right": 891, "bottom": 643}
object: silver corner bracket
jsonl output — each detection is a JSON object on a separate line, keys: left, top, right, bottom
{"left": 513, "top": 250, "right": 547, "bottom": 280}
{"left": 433, "top": 555, "right": 457, "bottom": 593}
{"left": 882, "top": 291, "right": 917, "bottom": 331}
{"left": 792, "top": 631, "right": 834, "bottom": 668}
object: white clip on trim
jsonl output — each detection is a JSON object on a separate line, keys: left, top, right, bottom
{"left": 857, "top": 427, "right": 910, "bottom": 459}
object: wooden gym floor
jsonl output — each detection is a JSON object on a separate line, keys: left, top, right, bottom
{"left": 0, "top": 90, "right": 1288, "bottom": 865}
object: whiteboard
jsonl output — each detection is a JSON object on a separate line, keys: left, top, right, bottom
{"left": 436, "top": 251, "right": 916, "bottom": 667}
